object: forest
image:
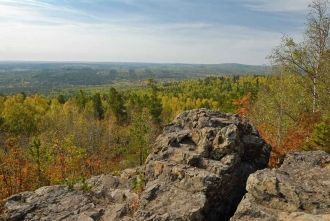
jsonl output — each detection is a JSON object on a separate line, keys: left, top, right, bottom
{"left": 0, "top": 62, "right": 268, "bottom": 94}
{"left": 0, "top": 0, "right": 329, "bottom": 202}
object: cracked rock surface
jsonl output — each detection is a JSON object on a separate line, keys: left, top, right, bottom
{"left": 1, "top": 170, "right": 140, "bottom": 221}
{"left": 231, "top": 150, "right": 330, "bottom": 221}
{"left": 136, "top": 109, "right": 271, "bottom": 221}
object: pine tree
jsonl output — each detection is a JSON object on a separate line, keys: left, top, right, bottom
{"left": 108, "top": 88, "right": 127, "bottom": 122}
{"left": 129, "top": 110, "right": 152, "bottom": 166}
{"left": 92, "top": 93, "right": 104, "bottom": 120}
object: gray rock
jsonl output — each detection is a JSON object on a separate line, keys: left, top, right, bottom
{"left": 136, "top": 109, "right": 271, "bottom": 221}
{"left": 1, "top": 173, "right": 139, "bottom": 221}
{"left": 231, "top": 151, "right": 330, "bottom": 221}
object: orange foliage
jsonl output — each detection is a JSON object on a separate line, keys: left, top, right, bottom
{"left": 84, "top": 155, "right": 102, "bottom": 176}
{"left": 233, "top": 93, "right": 251, "bottom": 116}
{"left": 0, "top": 138, "right": 36, "bottom": 199}
{"left": 0, "top": 135, "right": 130, "bottom": 201}
{"left": 258, "top": 113, "right": 320, "bottom": 167}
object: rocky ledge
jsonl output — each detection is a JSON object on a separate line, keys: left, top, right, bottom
{"left": 1, "top": 169, "right": 141, "bottom": 221}
{"left": 2, "top": 109, "right": 329, "bottom": 221}
{"left": 231, "top": 150, "right": 330, "bottom": 221}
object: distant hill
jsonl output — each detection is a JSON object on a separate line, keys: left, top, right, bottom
{"left": 0, "top": 62, "right": 270, "bottom": 94}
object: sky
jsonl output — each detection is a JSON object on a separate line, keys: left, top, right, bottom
{"left": 0, "top": 0, "right": 311, "bottom": 64}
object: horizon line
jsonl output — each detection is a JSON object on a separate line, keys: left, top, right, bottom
{"left": 0, "top": 60, "right": 269, "bottom": 66}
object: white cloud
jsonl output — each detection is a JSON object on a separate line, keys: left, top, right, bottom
{"left": 0, "top": 18, "right": 287, "bottom": 64}
{"left": 0, "top": 0, "right": 304, "bottom": 64}
{"left": 243, "top": 0, "right": 311, "bottom": 12}
{"left": 0, "top": 0, "right": 96, "bottom": 25}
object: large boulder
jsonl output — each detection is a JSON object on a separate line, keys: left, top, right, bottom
{"left": 136, "top": 109, "right": 271, "bottom": 221}
{"left": 231, "top": 151, "right": 330, "bottom": 221}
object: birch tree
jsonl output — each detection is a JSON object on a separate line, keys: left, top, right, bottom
{"left": 270, "top": 0, "right": 329, "bottom": 113}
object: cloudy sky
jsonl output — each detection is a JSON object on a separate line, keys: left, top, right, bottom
{"left": 0, "top": 0, "right": 310, "bottom": 64}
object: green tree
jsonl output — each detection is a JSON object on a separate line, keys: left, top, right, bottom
{"left": 0, "top": 96, "right": 5, "bottom": 127}
{"left": 129, "top": 110, "right": 152, "bottom": 166}
{"left": 92, "top": 93, "right": 104, "bottom": 120}
{"left": 75, "top": 90, "right": 88, "bottom": 110}
{"left": 147, "top": 80, "right": 162, "bottom": 123}
{"left": 304, "top": 117, "right": 330, "bottom": 152}
{"left": 108, "top": 88, "right": 127, "bottom": 122}
{"left": 28, "top": 138, "right": 50, "bottom": 186}
{"left": 57, "top": 94, "right": 67, "bottom": 104}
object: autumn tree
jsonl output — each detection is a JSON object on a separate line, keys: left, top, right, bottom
{"left": 250, "top": 73, "right": 310, "bottom": 155}
{"left": 47, "top": 136, "right": 87, "bottom": 184}
{"left": 0, "top": 138, "right": 35, "bottom": 199}
{"left": 270, "top": 0, "right": 329, "bottom": 113}
{"left": 233, "top": 92, "right": 251, "bottom": 116}
{"left": 2, "top": 95, "right": 38, "bottom": 134}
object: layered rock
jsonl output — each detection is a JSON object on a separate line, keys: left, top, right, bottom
{"left": 1, "top": 169, "right": 141, "bottom": 221}
{"left": 1, "top": 109, "right": 271, "bottom": 221}
{"left": 136, "top": 109, "right": 271, "bottom": 221}
{"left": 231, "top": 151, "right": 330, "bottom": 221}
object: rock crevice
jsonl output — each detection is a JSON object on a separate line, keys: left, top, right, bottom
{"left": 231, "top": 150, "right": 330, "bottom": 221}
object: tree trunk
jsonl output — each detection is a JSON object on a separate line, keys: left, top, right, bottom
{"left": 277, "top": 73, "right": 284, "bottom": 148}
{"left": 312, "top": 74, "right": 317, "bottom": 113}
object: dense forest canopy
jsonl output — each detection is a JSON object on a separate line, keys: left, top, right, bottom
{"left": 0, "top": 62, "right": 269, "bottom": 94}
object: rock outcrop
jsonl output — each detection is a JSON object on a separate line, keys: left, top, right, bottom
{"left": 1, "top": 109, "right": 272, "bottom": 221}
{"left": 231, "top": 151, "right": 330, "bottom": 221}
{"left": 136, "top": 109, "right": 271, "bottom": 221}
